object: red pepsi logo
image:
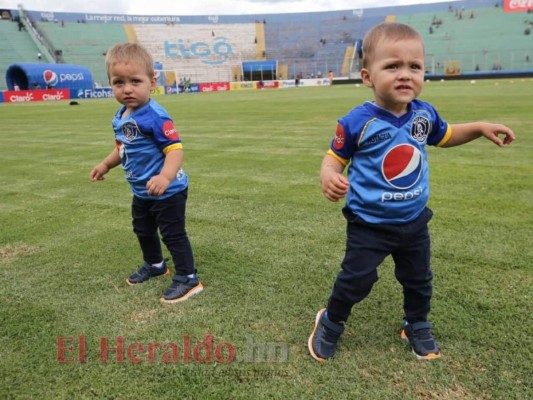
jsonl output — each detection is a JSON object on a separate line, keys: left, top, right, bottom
{"left": 43, "top": 70, "right": 58, "bottom": 87}
{"left": 382, "top": 144, "right": 422, "bottom": 190}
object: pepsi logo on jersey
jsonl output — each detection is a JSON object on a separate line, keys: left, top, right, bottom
{"left": 382, "top": 144, "right": 422, "bottom": 190}
{"left": 380, "top": 144, "right": 425, "bottom": 203}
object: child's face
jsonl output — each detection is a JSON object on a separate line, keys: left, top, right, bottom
{"left": 108, "top": 61, "right": 156, "bottom": 114}
{"left": 361, "top": 37, "right": 425, "bottom": 115}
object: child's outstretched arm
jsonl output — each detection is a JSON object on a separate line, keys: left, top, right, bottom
{"left": 320, "top": 154, "right": 349, "bottom": 202}
{"left": 443, "top": 122, "right": 515, "bottom": 148}
{"left": 146, "top": 149, "right": 183, "bottom": 196}
{"left": 90, "top": 148, "right": 121, "bottom": 182}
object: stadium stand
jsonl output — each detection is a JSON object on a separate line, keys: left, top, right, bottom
{"left": 263, "top": 11, "right": 378, "bottom": 79}
{"left": 129, "top": 22, "right": 257, "bottom": 83}
{"left": 396, "top": 6, "right": 533, "bottom": 73}
{"left": 35, "top": 21, "right": 128, "bottom": 86}
{"left": 265, "top": 18, "right": 321, "bottom": 79}
{"left": 0, "top": 19, "right": 43, "bottom": 87}
{"left": 1, "top": 0, "right": 531, "bottom": 90}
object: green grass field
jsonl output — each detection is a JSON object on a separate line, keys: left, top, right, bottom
{"left": 1, "top": 80, "right": 532, "bottom": 399}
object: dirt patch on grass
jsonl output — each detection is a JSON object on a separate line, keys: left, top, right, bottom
{"left": 131, "top": 308, "right": 158, "bottom": 324}
{"left": 0, "top": 244, "right": 38, "bottom": 262}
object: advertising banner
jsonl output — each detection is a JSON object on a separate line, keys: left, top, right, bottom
{"left": 3, "top": 89, "right": 70, "bottom": 103}
{"left": 279, "top": 78, "right": 330, "bottom": 88}
{"left": 165, "top": 85, "right": 179, "bottom": 95}
{"left": 199, "top": 82, "right": 230, "bottom": 93}
{"left": 5, "top": 63, "right": 94, "bottom": 91}
{"left": 179, "top": 83, "right": 200, "bottom": 93}
{"left": 151, "top": 86, "right": 165, "bottom": 96}
{"left": 503, "top": 0, "right": 533, "bottom": 12}
{"left": 257, "top": 81, "right": 279, "bottom": 89}
{"left": 71, "top": 88, "right": 114, "bottom": 99}
{"left": 230, "top": 82, "right": 255, "bottom": 91}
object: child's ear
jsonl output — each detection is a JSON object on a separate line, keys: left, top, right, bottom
{"left": 360, "top": 69, "right": 373, "bottom": 88}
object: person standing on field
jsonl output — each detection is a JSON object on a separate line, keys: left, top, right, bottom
{"left": 308, "top": 22, "right": 515, "bottom": 362}
{"left": 90, "top": 43, "right": 203, "bottom": 304}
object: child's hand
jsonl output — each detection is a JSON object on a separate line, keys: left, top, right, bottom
{"left": 480, "top": 123, "right": 516, "bottom": 147}
{"left": 90, "top": 163, "right": 109, "bottom": 182}
{"left": 321, "top": 171, "right": 349, "bottom": 202}
{"left": 146, "top": 175, "right": 171, "bottom": 196}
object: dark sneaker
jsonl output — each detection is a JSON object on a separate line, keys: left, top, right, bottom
{"left": 308, "top": 308, "right": 345, "bottom": 362}
{"left": 160, "top": 274, "right": 203, "bottom": 303}
{"left": 401, "top": 320, "right": 441, "bottom": 360}
{"left": 126, "top": 261, "right": 170, "bottom": 286}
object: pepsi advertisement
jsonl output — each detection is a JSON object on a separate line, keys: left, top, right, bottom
{"left": 5, "top": 63, "right": 94, "bottom": 91}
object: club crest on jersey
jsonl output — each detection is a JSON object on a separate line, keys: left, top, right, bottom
{"left": 122, "top": 122, "right": 139, "bottom": 142}
{"left": 382, "top": 144, "right": 423, "bottom": 190}
{"left": 411, "top": 116, "right": 431, "bottom": 143}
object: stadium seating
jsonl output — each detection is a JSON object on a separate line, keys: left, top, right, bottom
{"left": 130, "top": 22, "right": 257, "bottom": 83}
{"left": 1, "top": 0, "right": 531, "bottom": 90}
{"left": 0, "top": 19, "right": 42, "bottom": 88}
{"left": 263, "top": 11, "right": 420, "bottom": 79}
{"left": 35, "top": 21, "right": 128, "bottom": 86}
{"left": 396, "top": 6, "right": 532, "bottom": 72}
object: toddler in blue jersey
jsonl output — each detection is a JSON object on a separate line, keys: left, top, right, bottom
{"left": 308, "top": 23, "right": 515, "bottom": 361}
{"left": 90, "top": 43, "right": 203, "bottom": 303}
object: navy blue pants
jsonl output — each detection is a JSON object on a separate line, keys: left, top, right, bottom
{"left": 131, "top": 189, "right": 195, "bottom": 275}
{"left": 326, "top": 207, "right": 434, "bottom": 324}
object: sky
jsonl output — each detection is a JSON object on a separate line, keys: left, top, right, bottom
{"left": 0, "top": 0, "right": 455, "bottom": 16}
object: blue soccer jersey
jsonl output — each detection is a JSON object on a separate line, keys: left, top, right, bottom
{"left": 112, "top": 98, "right": 189, "bottom": 199}
{"left": 327, "top": 100, "right": 452, "bottom": 224}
